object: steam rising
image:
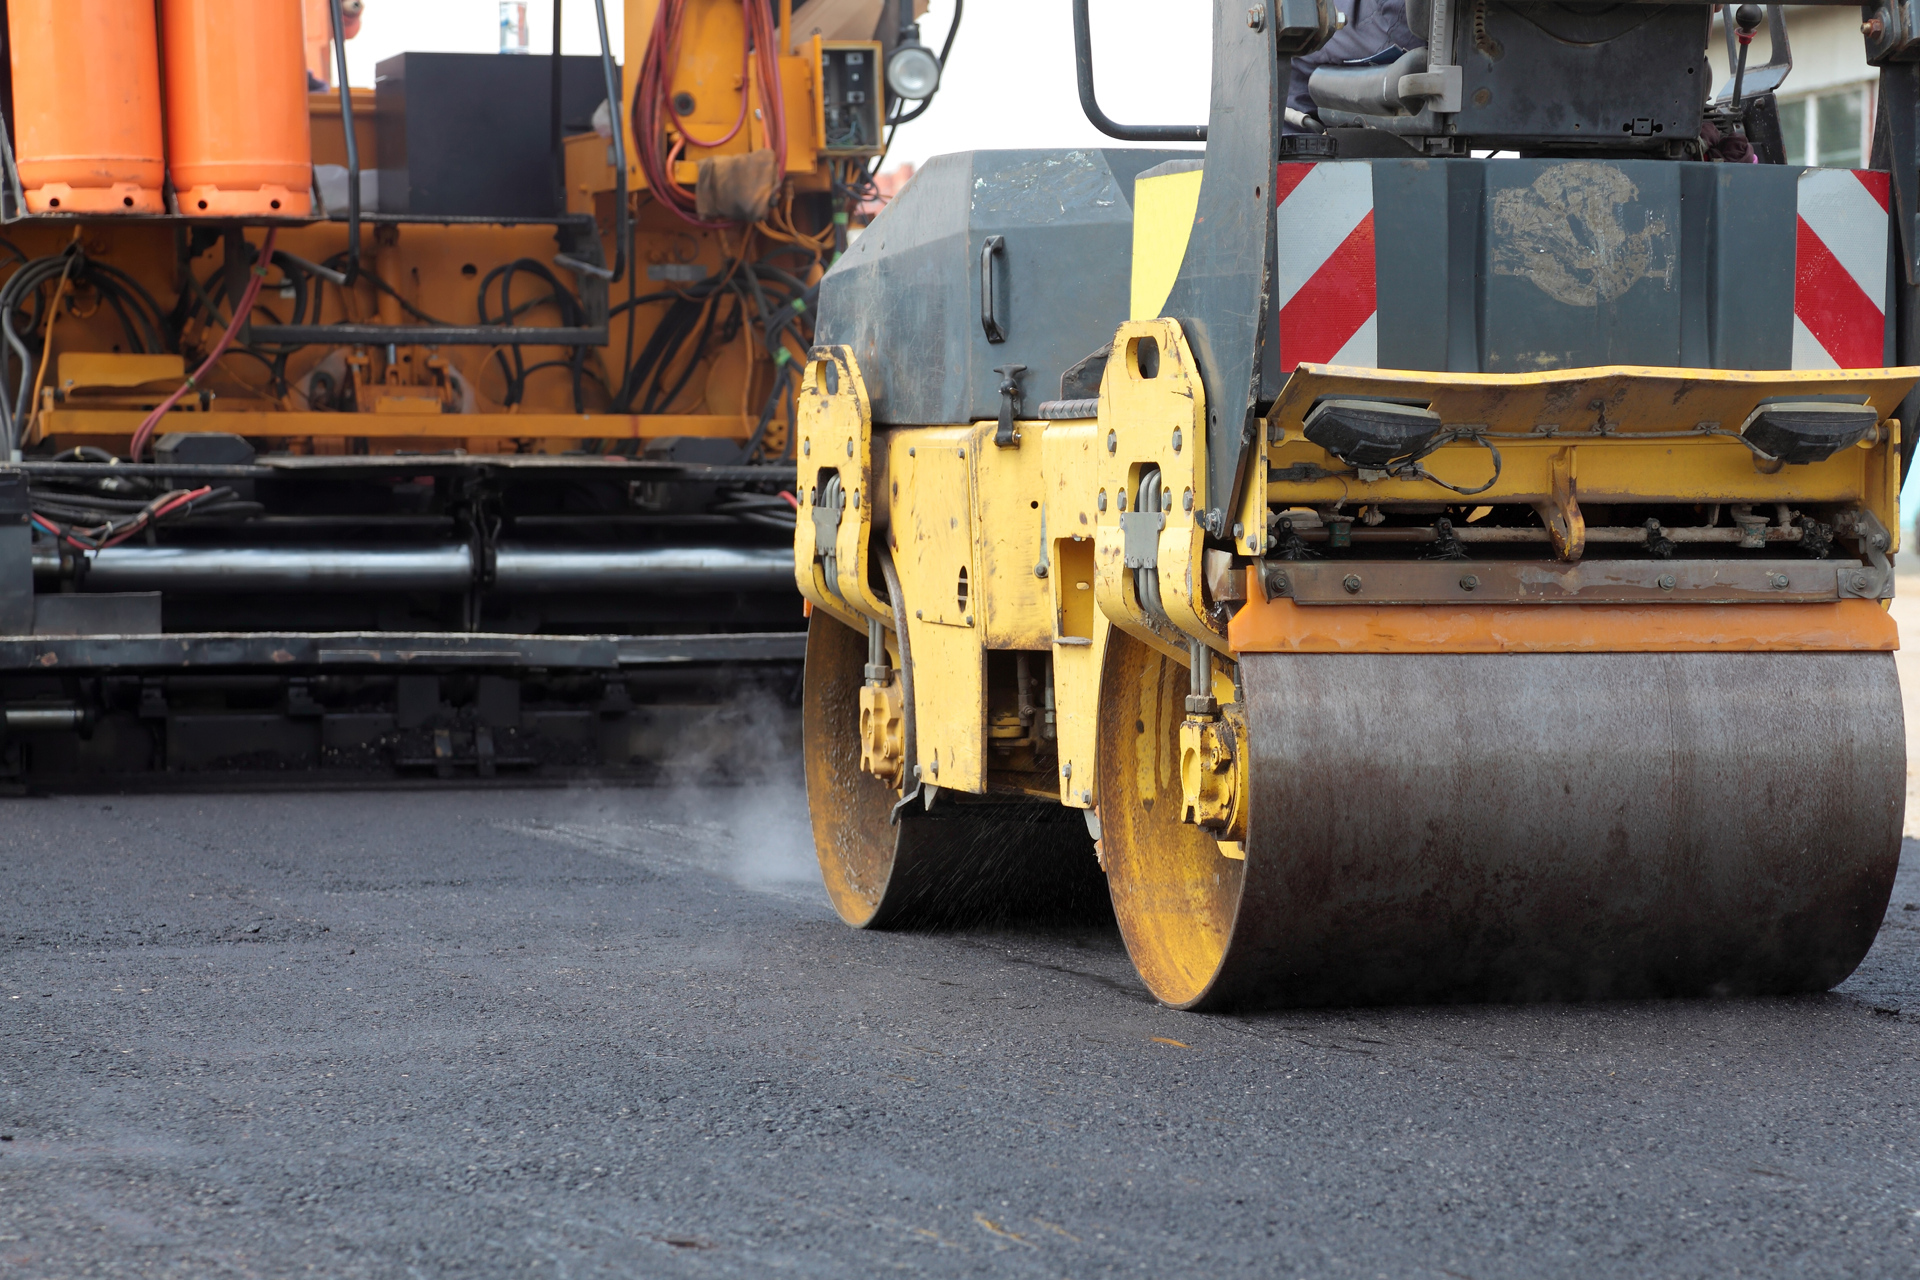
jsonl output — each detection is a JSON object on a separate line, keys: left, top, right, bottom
{"left": 508, "top": 678, "right": 825, "bottom": 904}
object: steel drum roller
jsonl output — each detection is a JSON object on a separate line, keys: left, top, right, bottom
{"left": 1099, "top": 633, "right": 1903, "bottom": 1009}
{"left": 804, "top": 612, "right": 1107, "bottom": 928}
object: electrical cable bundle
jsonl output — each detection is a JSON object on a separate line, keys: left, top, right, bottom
{"left": 0, "top": 245, "right": 172, "bottom": 455}
{"left": 740, "top": 280, "right": 814, "bottom": 461}
{"left": 713, "top": 489, "right": 796, "bottom": 529}
{"left": 634, "top": 0, "right": 787, "bottom": 228}
{"left": 128, "top": 228, "right": 280, "bottom": 461}
{"left": 478, "top": 258, "right": 593, "bottom": 412}
{"left": 605, "top": 246, "right": 816, "bottom": 461}
{"left": 30, "top": 483, "right": 259, "bottom": 552}
{"left": 169, "top": 249, "right": 335, "bottom": 402}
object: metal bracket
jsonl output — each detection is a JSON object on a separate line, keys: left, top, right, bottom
{"left": 1532, "top": 451, "right": 1585, "bottom": 562}
{"left": 1423, "top": 0, "right": 1463, "bottom": 112}
{"left": 993, "top": 365, "right": 1026, "bottom": 447}
{"left": 1866, "top": 0, "right": 1920, "bottom": 64}
{"left": 1121, "top": 509, "right": 1165, "bottom": 569}
{"left": 1837, "top": 563, "right": 1894, "bottom": 599}
{"left": 811, "top": 472, "right": 845, "bottom": 600}
{"left": 1835, "top": 507, "right": 1897, "bottom": 598}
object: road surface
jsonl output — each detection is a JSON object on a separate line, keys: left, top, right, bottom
{"left": 2, "top": 777, "right": 1917, "bottom": 1278}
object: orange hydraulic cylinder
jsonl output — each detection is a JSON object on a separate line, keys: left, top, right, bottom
{"left": 161, "top": 0, "right": 313, "bottom": 217}
{"left": 6, "top": 0, "right": 167, "bottom": 214}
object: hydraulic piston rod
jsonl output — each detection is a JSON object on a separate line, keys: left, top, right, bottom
{"left": 34, "top": 544, "right": 796, "bottom": 593}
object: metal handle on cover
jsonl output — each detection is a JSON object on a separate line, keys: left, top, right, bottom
{"left": 981, "top": 235, "right": 1007, "bottom": 343}
{"left": 1071, "top": 0, "right": 1207, "bottom": 141}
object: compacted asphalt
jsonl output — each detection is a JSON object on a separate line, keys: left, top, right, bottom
{"left": 2, "top": 781, "right": 1918, "bottom": 1279}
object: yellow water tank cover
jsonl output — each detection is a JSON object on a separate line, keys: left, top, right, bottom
{"left": 1130, "top": 160, "right": 1203, "bottom": 322}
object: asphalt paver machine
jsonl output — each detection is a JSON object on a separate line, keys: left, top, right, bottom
{"left": 0, "top": 0, "right": 954, "bottom": 785}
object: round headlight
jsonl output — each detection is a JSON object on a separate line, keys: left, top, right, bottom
{"left": 886, "top": 43, "right": 942, "bottom": 101}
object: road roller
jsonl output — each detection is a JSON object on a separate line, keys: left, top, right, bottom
{"left": 0, "top": 0, "right": 957, "bottom": 784}
{"left": 796, "top": 0, "right": 1918, "bottom": 1006}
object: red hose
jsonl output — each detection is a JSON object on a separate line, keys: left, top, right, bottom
{"left": 128, "top": 228, "right": 280, "bottom": 461}
{"left": 635, "top": 0, "right": 786, "bottom": 228}
{"left": 660, "top": 8, "right": 752, "bottom": 149}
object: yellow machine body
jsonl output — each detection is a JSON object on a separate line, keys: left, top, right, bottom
{"left": 797, "top": 337, "right": 1909, "bottom": 799}
{"left": 795, "top": 313, "right": 1913, "bottom": 1006}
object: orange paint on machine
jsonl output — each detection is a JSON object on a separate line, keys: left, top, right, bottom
{"left": 162, "top": 0, "right": 315, "bottom": 217}
{"left": 6, "top": 0, "right": 168, "bottom": 215}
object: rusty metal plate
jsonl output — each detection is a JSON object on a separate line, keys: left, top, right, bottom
{"left": 1263, "top": 557, "right": 1862, "bottom": 605}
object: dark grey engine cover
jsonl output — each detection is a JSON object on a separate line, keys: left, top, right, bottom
{"left": 1368, "top": 158, "right": 1845, "bottom": 373}
{"left": 818, "top": 148, "right": 1197, "bottom": 426}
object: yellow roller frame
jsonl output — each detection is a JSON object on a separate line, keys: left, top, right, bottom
{"left": 1267, "top": 363, "right": 1915, "bottom": 530}
{"left": 797, "top": 320, "right": 1917, "bottom": 819}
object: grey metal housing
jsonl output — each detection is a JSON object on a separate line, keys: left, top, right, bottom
{"left": 1362, "top": 157, "right": 1864, "bottom": 373}
{"left": 817, "top": 148, "right": 1198, "bottom": 426}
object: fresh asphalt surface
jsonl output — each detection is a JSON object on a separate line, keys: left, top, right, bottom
{"left": 2, "top": 778, "right": 1918, "bottom": 1278}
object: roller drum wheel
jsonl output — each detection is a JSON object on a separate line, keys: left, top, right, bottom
{"left": 803, "top": 611, "right": 1107, "bottom": 928}
{"left": 1098, "top": 631, "right": 1903, "bottom": 1009}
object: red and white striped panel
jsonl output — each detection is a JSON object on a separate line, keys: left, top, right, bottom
{"left": 1275, "top": 162, "right": 1376, "bottom": 370}
{"left": 1793, "top": 168, "right": 1890, "bottom": 370}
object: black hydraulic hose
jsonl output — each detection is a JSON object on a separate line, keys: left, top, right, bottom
{"left": 645, "top": 297, "right": 723, "bottom": 413}
{"left": 750, "top": 262, "right": 813, "bottom": 297}
{"left": 328, "top": 0, "right": 362, "bottom": 285}
{"left": 0, "top": 252, "right": 80, "bottom": 443}
{"left": 1071, "top": 0, "right": 1206, "bottom": 142}
{"left": 608, "top": 288, "right": 683, "bottom": 318}
{"left": 477, "top": 258, "right": 594, "bottom": 410}
{"left": 86, "top": 262, "right": 171, "bottom": 352}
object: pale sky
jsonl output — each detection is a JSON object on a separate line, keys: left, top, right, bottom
{"left": 343, "top": 0, "right": 1211, "bottom": 172}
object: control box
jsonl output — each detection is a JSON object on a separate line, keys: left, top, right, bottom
{"left": 818, "top": 42, "right": 885, "bottom": 157}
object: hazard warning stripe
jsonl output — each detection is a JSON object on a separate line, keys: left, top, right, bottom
{"left": 1276, "top": 162, "right": 1377, "bottom": 370}
{"left": 1793, "top": 168, "right": 1890, "bottom": 370}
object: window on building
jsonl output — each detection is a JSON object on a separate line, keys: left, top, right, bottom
{"left": 1817, "top": 91, "right": 1865, "bottom": 166}
{"left": 1778, "top": 97, "right": 1807, "bottom": 163}
{"left": 1776, "top": 84, "right": 1872, "bottom": 168}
